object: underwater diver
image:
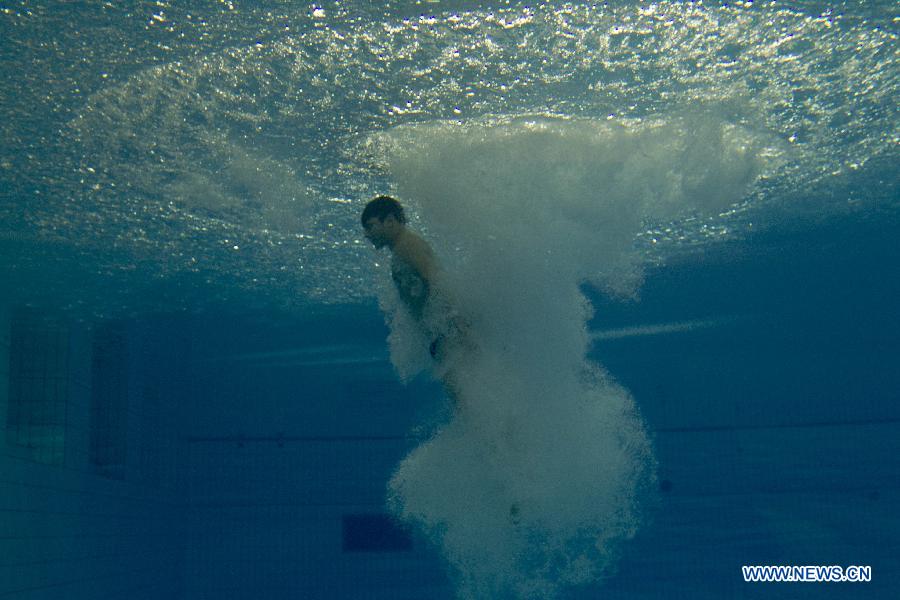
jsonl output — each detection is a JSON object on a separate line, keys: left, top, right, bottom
{"left": 362, "top": 194, "right": 522, "bottom": 525}
{"left": 361, "top": 195, "right": 473, "bottom": 403}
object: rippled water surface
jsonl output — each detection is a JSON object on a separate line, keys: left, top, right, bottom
{"left": 1, "top": 0, "right": 896, "bottom": 315}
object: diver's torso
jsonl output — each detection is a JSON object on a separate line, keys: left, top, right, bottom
{"left": 391, "top": 257, "right": 429, "bottom": 322}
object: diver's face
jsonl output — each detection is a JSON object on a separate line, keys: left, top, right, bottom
{"left": 363, "top": 217, "right": 391, "bottom": 248}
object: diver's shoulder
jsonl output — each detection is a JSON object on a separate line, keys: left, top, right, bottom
{"left": 393, "top": 230, "right": 436, "bottom": 279}
{"left": 396, "top": 230, "right": 433, "bottom": 258}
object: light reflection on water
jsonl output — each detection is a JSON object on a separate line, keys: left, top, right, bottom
{"left": 0, "top": 1, "right": 896, "bottom": 316}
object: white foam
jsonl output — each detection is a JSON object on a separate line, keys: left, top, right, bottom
{"left": 166, "top": 140, "right": 315, "bottom": 234}
{"left": 370, "top": 114, "right": 768, "bottom": 598}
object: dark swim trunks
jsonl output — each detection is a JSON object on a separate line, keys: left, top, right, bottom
{"left": 429, "top": 317, "right": 471, "bottom": 362}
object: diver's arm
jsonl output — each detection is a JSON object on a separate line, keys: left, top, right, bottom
{"left": 396, "top": 231, "right": 473, "bottom": 331}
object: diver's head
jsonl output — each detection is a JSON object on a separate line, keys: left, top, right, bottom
{"left": 362, "top": 195, "right": 406, "bottom": 249}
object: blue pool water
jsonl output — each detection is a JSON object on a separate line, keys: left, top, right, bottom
{"left": 0, "top": 1, "right": 897, "bottom": 598}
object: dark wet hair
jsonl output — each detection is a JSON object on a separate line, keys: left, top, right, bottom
{"left": 361, "top": 195, "right": 406, "bottom": 228}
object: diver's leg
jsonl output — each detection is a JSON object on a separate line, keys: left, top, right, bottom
{"left": 441, "top": 368, "right": 463, "bottom": 410}
{"left": 509, "top": 502, "right": 521, "bottom": 525}
{"left": 439, "top": 355, "right": 521, "bottom": 525}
